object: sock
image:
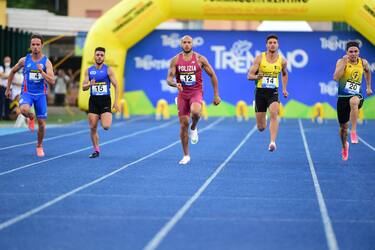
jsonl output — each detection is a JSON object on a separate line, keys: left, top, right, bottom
{"left": 95, "top": 146, "right": 100, "bottom": 152}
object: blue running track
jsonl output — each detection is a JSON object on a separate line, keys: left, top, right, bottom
{"left": 0, "top": 116, "right": 374, "bottom": 250}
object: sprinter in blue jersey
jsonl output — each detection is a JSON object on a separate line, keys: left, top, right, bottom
{"left": 6, "top": 34, "right": 55, "bottom": 157}
{"left": 82, "top": 47, "right": 119, "bottom": 158}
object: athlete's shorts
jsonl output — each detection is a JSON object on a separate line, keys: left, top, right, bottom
{"left": 177, "top": 91, "right": 203, "bottom": 117}
{"left": 255, "top": 88, "right": 279, "bottom": 113}
{"left": 89, "top": 95, "right": 111, "bottom": 115}
{"left": 337, "top": 95, "right": 364, "bottom": 124}
{"left": 19, "top": 93, "right": 48, "bottom": 119}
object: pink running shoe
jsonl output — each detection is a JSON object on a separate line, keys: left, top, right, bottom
{"left": 342, "top": 142, "right": 349, "bottom": 161}
{"left": 350, "top": 131, "right": 358, "bottom": 144}
{"left": 36, "top": 147, "right": 45, "bottom": 157}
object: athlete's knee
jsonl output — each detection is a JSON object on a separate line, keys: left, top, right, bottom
{"left": 38, "top": 121, "right": 46, "bottom": 130}
{"left": 191, "top": 110, "right": 200, "bottom": 118}
{"left": 340, "top": 123, "right": 348, "bottom": 133}
{"left": 350, "top": 97, "right": 360, "bottom": 107}
{"left": 269, "top": 110, "right": 278, "bottom": 119}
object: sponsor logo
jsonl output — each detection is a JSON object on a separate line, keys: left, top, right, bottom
{"left": 319, "top": 80, "right": 338, "bottom": 96}
{"left": 134, "top": 55, "right": 169, "bottom": 70}
{"left": 161, "top": 33, "right": 204, "bottom": 48}
{"left": 211, "top": 40, "right": 308, "bottom": 73}
{"left": 369, "top": 62, "right": 375, "bottom": 73}
{"left": 319, "top": 36, "right": 362, "bottom": 51}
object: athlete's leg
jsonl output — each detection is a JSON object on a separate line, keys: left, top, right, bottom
{"left": 33, "top": 95, "right": 48, "bottom": 156}
{"left": 19, "top": 93, "right": 35, "bottom": 120}
{"left": 179, "top": 115, "right": 190, "bottom": 157}
{"left": 255, "top": 112, "right": 266, "bottom": 131}
{"left": 349, "top": 96, "right": 360, "bottom": 143}
{"left": 36, "top": 118, "right": 46, "bottom": 148}
{"left": 339, "top": 122, "right": 349, "bottom": 160}
{"left": 268, "top": 102, "right": 279, "bottom": 143}
{"left": 339, "top": 122, "right": 348, "bottom": 148}
{"left": 88, "top": 113, "right": 100, "bottom": 149}
{"left": 100, "top": 112, "right": 112, "bottom": 130}
{"left": 190, "top": 102, "right": 201, "bottom": 130}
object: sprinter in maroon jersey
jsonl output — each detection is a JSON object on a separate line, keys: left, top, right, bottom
{"left": 167, "top": 35, "right": 221, "bottom": 165}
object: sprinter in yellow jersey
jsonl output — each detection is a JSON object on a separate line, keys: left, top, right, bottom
{"left": 333, "top": 41, "right": 372, "bottom": 161}
{"left": 247, "top": 34, "right": 288, "bottom": 152}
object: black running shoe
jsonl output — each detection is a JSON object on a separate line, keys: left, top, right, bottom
{"left": 89, "top": 151, "right": 100, "bottom": 158}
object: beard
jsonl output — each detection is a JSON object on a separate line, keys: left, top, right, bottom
{"left": 182, "top": 48, "right": 192, "bottom": 54}
{"left": 95, "top": 60, "right": 103, "bottom": 65}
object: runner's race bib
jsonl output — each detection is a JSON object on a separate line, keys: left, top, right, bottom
{"left": 180, "top": 74, "right": 196, "bottom": 86}
{"left": 344, "top": 81, "right": 361, "bottom": 95}
{"left": 91, "top": 82, "right": 108, "bottom": 95}
{"left": 29, "top": 71, "right": 43, "bottom": 81}
{"left": 261, "top": 77, "right": 277, "bottom": 88}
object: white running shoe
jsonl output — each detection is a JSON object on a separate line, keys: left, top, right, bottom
{"left": 268, "top": 141, "right": 276, "bottom": 152}
{"left": 190, "top": 128, "right": 199, "bottom": 144}
{"left": 179, "top": 155, "right": 191, "bottom": 165}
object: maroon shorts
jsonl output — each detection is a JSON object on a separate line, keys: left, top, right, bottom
{"left": 177, "top": 91, "right": 203, "bottom": 117}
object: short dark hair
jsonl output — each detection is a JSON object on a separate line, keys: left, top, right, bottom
{"left": 346, "top": 41, "right": 359, "bottom": 51}
{"left": 31, "top": 34, "right": 44, "bottom": 44}
{"left": 95, "top": 47, "right": 106, "bottom": 53}
{"left": 266, "top": 34, "right": 278, "bottom": 43}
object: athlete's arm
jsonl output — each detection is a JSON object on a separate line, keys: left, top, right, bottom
{"left": 281, "top": 59, "right": 289, "bottom": 98}
{"left": 363, "top": 59, "right": 373, "bottom": 96}
{"left": 333, "top": 56, "right": 347, "bottom": 81}
{"left": 200, "top": 55, "right": 221, "bottom": 105}
{"left": 38, "top": 59, "right": 55, "bottom": 85}
{"left": 5, "top": 57, "right": 25, "bottom": 99}
{"left": 82, "top": 69, "right": 92, "bottom": 91}
{"left": 108, "top": 67, "right": 120, "bottom": 111}
{"left": 167, "top": 56, "right": 182, "bottom": 92}
{"left": 247, "top": 54, "right": 262, "bottom": 80}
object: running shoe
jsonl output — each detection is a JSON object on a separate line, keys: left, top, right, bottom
{"left": 89, "top": 151, "right": 100, "bottom": 158}
{"left": 190, "top": 128, "right": 198, "bottom": 144}
{"left": 342, "top": 141, "right": 349, "bottom": 161}
{"left": 36, "top": 147, "right": 45, "bottom": 157}
{"left": 179, "top": 155, "right": 191, "bottom": 165}
{"left": 350, "top": 131, "right": 358, "bottom": 144}
{"left": 268, "top": 141, "right": 276, "bottom": 152}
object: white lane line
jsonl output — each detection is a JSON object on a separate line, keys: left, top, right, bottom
{"left": 298, "top": 119, "right": 339, "bottom": 250}
{"left": 358, "top": 136, "right": 375, "bottom": 152}
{"left": 0, "top": 116, "right": 150, "bottom": 151}
{"left": 143, "top": 125, "right": 257, "bottom": 250}
{"left": 0, "top": 117, "right": 225, "bottom": 231}
{"left": 0, "top": 119, "right": 177, "bottom": 177}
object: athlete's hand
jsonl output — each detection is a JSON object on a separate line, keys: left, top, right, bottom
{"left": 366, "top": 88, "right": 373, "bottom": 96}
{"left": 112, "top": 102, "right": 120, "bottom": 112}
{"left": 256, "top": 72, "right": 263, "bottom": 80}
{"left": 5, "top": 87, "right": 11, "bottom": 99}
{"left": 282, "top": 89, "right": 289, "bottom": 98}
{"left": 90, "top": 78, "right": 96, "bottom": 86}
{"left": 176, "top": 83, "right": 183, "bottom": 92}
{"left": 37, "top": 64, "right": 44, "bottom": 73}
{"left": 342, "top": 55, "right": 348, "bottom": 64}
{"left": 213, "top": 95, "right": 221, "bottom": 105}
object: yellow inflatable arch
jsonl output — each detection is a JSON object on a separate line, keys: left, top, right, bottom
{"left": 78, "top": 0, "right": 375, "bottom": 110}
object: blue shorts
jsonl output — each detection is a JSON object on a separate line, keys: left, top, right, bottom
{"left": 19, "top": 93, "right": 48, "bottom": 119}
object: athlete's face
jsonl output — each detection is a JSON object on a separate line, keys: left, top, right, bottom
{"left": 94, "top": 51, "right": 105, "bottom": 65}
{"left": 346, "top": 46, "right": 359, "bottom": 62}
{"left": 181, "top": 37, "right": 193, "bottom": 54}
{"left": 266, "top": 38, "right": 279, "bottom": 53}
{"left": 30, "top": 38, "right": 43, "bottom": 55}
